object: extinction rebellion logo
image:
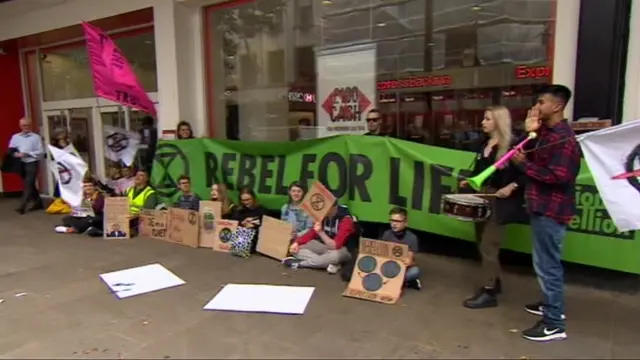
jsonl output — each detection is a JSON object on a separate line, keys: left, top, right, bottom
{"left": 105, "top": 132, "right": 129, "bottom": 153}
{"left": 611, "top": 143, "right": 640, "bottom": 194}
{"left": 152, "top": 143, "right": 189, "bottom": 199}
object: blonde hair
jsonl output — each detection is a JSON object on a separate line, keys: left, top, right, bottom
{"left": 485, "top": 106, "right": 513, "bottom": 158}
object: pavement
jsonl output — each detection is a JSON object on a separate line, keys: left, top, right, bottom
{"left": 0, "top": 198, "right": 639, "bottom": 359}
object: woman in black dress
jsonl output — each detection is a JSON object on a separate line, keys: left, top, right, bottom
{"left": 459, "top": 105, "right": 527, "bottom": 309}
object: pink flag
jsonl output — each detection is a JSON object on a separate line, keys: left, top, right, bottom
{"left": 82, "top": 22, "right": 157, "bottom": 116}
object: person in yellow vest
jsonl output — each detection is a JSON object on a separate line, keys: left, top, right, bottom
{"left": 126, "top": 169, "right": 158, "bottom": 235}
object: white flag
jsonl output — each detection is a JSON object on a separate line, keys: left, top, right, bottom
{"left": 103, "top": 125, "right": 140, "bottom": 166}
{"left": 578, "top": 119, "right": 640, "bottom": 232}
{"left": 48, "top": 144, "right": 88, "bottom": 207}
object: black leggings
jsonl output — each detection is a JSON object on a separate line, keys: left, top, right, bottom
{"left": 62, "top": 215, "right": 103, "bottom": 233}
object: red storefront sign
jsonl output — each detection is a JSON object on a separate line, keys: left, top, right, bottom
{"left": 515, "top": 65, "right": 551, "bottom": 80}
{"left": 377, "top": 75, "right": 452, "bottom": 91}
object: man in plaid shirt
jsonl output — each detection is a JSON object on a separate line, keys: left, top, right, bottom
{"left": 511, "top": 84, "right": 581, "bottom": 342}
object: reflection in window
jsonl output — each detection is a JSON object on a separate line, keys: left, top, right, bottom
{"left": 203, "top": 0, "right": 555, "bottom": 148}
{"left": 40, "top": 31, "right": 158, "bottom": 102}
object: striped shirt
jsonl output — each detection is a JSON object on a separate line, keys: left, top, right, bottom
{"left": 174, "top": 193, "right": 201, "bottom": 211}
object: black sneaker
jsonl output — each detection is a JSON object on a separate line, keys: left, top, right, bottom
{"left": 406, "top": 279, "right": 422, "bottom": 291}
{"left": 524, "top": 301, "right": 566, "bottom": 320}
{"left": 521, "top": 320, "right": 567, "bottom": 342}
{"left": 463, "top": 287, "right": 498, "bottom": 309}
{"left": 282, "top": 257, "right": 302, "bottom": 269}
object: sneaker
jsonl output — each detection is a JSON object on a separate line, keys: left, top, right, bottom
{"left": 407, "top": 279, "right": 422, "bottom": 291}
{"left": 326, "top": 264, "right": 341, "bottom": 274}
{"left": 282, "top": 257, "right": 301, "bottom": 269}
{"left": 55, "top": 226, "right": 69, "bottom": 233}
{"left": 521, "top": 320, "right": 567, "bottom": 342}
{"left": 524, "top": 301, "right": 566, "bottom": 320}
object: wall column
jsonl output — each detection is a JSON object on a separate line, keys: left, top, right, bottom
{"left": 153, "top": 1, "right": 206, "bottom": 137}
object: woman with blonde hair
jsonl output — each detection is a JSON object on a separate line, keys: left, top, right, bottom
{"left": 210, "top": 183, "right": 235, "bottom": 219}
{"left": 459, "top": 105, "right": 526, "bottom": 309}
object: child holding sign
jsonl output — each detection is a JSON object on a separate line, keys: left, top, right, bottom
{"left": 381, "top": 207, "right": 422, "bottom": 290}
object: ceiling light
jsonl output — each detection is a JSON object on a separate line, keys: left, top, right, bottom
{"left": 376, "top": 22, "right": 386, "bottom": 27}
{"left": 471, "top": 5, "right": 482, "bottom": 11}
{"left": 322, "top": 0, "right": 332, "bottom": 4}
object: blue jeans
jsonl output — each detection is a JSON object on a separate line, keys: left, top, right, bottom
{"left": 531, "top": 215, "right": 566, "bottom": 329}
{"left": 405, "top": 266, "right": 421, "bottom": 282}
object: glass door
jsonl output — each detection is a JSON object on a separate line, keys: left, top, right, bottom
{"left": 42, "top": 109, "right": 68, "bottom": 196}
{"left": 68, "top": 108, "right": 96, "bottom": 171}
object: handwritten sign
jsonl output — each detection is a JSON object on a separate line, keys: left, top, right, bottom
{"left": 300, "top": 181, "right": 336, "bottom": 222}
{"left": 166, "top": 208, "right": 199, "bottom": 248}
{"left": 256, "top": 216, "right": 294, "bottom": 261}
{"left": 212, "top": 219, "right": 239, "bottom": 253}
{"left": 103, "top": 197, "right": 130, "bottom": 239}
{"left": 139, "top": 210, "right": 168, "bottom": 240}
{"left": 198, "top": 201, "right": 222, "bottom": 248}
{"left": 343, "top": 238, "right": 409, "bottom": 304}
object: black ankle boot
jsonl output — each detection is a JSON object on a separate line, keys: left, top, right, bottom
{"left": 463, "top": 287, "right": 498, "bottom": 309}
{"left": 494, "top": 278, "right": 502, "bottom": 295}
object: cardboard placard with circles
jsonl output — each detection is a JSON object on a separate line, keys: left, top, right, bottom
{"left": 300, "top": 181, "right": 336, "bottom": 222}
{"left": 103, "top": 197, "right": 131, "bottom": 239}
{"left": 343, "top": 238, "right": 410, "bottom": 304}
{"left": 256, "top": 216, "right": 294, "bottom": 261}
{"left": 198, "top": 201, "right": 222, "bottom": 248}
{"left": 212, "top": 219, "right": 239, "bottom": 253}
{"left": 167, "top": 208, "right": 199, "bottom": 248}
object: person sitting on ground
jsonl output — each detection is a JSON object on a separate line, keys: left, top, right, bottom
{"left": 126, "top": 169, "right": 158, "bottom": 235}
{"left": 283, "top": 201, "right": 356, "bottom": 274}
{"left": 174, "top": 175, "right": 201, "bottom": 211}
{"left": 55, "top": 172, "right": 105, "bottom": 235}
{"left": 281, "top": 182, "right": 313, "bottom": 243}
{"left": 381, "top": 207, "right": 422, "bottom": 290}
{"left": 210, "top": 183, "right": 235, "bottom": 219}
{"left": 229, "top": 188, "right": 266, "bottom": 257}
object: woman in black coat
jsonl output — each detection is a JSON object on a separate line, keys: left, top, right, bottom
{"left": 459, "top": 105, "right": 527, "bottom": 309}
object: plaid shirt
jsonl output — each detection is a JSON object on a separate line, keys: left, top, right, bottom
{"left": 517, "top": 120, "right": 581, "bottom": 224}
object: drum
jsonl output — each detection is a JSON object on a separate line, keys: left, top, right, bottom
{"left": 441, "top": 194, "right": 491, "bottom": 222}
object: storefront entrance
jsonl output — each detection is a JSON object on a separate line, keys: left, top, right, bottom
{"left": 40, "top": 96, "right": 157, "bottom": 197}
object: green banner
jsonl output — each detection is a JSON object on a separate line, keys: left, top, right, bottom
{"left": 151, "top": 136, "right": 640, "bottom": 274}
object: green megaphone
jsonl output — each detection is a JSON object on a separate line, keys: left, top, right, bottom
{"left": 467, "top": 165, "right": 497, "bottom": 191}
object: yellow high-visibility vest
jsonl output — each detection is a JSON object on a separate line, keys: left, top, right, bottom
{"left": 126, "top": 186, "right": 155, "bottom": 215}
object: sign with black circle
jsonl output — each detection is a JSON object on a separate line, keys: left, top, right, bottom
{"left": 57, "top": 162, "right": 73, "bottom": 185}
{"left": 106, "top": 132, "right": 129, "bottom": 153}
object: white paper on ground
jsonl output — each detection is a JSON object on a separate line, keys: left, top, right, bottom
{"left": 203, "top": 284, "right": 315, "bottom": 315}
{"left": 99, "top": 263, "right": 186, "bottom": 299}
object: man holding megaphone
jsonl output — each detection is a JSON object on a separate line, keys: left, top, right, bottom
{"left": 459, "top": 105, "right": 527, "bottom": 311}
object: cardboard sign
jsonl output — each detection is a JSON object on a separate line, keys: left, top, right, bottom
{"left": 343, "top": 238, "right": 410, "bottom": 304}
{"left": 198, "top": 201, "right": 222, "bottom": 248}
{"left": 166, "top": 208, "right": 199, "bottom": 248}
{"left": 103, "top": 197, "right": 130, "bottom": 239}
{"left": 212, "top": 219, "right": 239, "bottom": 253}
{"left": 139, "top": 210, "right": 168, "bottom": 240}
{"left": 257, "top": 216, "right": 294, "bottom": 261}
{"left": 300, "top": 181, "right": 336, "bottom": 222}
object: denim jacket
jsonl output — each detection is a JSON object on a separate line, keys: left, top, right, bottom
{"left": 281, "top": 203, "right": 313, "bottom": 236}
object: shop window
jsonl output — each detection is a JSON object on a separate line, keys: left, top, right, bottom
{"left": 204, "top": 0, "right": 556, "bottom": 147}
{"left": 40, "top": 31, "right": 157, "bottom": 102}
